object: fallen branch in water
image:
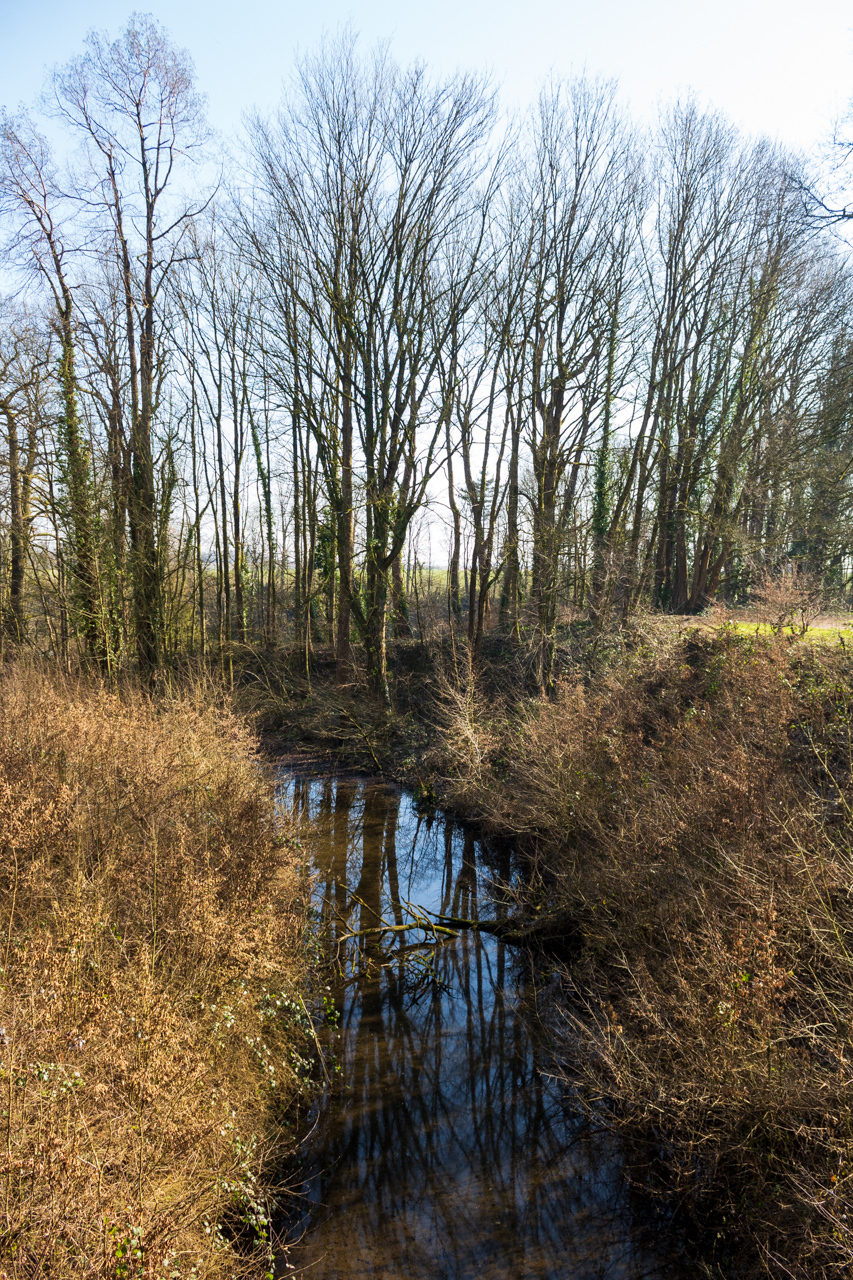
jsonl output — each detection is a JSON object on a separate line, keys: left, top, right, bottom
{"left": 336, "top": 920, "right": 459, "bottom": 943}
{"left": 320, "top": 890, "right": 461, "bottom": 953}
{"left": 436, "top": 913, "right": 531, "bottom": 939}
{"left": 436, "top": 911, "right": 577, "bottom": 948}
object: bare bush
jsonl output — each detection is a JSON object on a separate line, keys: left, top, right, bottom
{"left": 753, "top": 563, "right": 826, "bottom": 634}
{"left": 425, "top": 652, "right": 502, "bottom": 804}
{"left": 432, "top": 629, "right": 853, "bottom": 1276}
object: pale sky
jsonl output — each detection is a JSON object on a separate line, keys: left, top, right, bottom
{"left": 1, "top": 0, "right": 852, "bottom": 155}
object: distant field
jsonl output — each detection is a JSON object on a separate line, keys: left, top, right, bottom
{"left": 724, "top": 618, "right": 853, "bottom": 643}
{"left": 619, "top": 611, "right": 853, "bottom": 645}
{"left": 679, "top": 616, "right": 853, "bottom": 644}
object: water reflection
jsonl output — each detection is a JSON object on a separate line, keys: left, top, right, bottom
{"left": 280, "top": 775, "right": 685, "bottom": 1280}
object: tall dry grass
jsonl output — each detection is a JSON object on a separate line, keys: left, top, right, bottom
{"left": 431, "top": 627, "right": 853, "bottom": 1276}
{"left": 0, "top": 664, "right": 312, "bottom": 1278}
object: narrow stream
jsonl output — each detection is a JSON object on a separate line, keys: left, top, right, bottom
{"left": 280, "top": 773, "right": 690, "bottom": 1280}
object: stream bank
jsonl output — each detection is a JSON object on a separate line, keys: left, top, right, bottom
{"left": 258, "top": 626, "right": 853, "bottom": 1277}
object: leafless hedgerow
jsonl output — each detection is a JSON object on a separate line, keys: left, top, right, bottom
{"left": 0, "top": 663, "right": 312, "bottom": 1278}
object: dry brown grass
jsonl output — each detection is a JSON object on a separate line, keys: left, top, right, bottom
{"left": 0, "top": 663, "right": 312, "bottom": 1279}
{"left": 431, "top": 627, "right": 853, "bottom": 1276}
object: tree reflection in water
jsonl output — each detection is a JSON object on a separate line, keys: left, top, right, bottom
{"left": 281, "top": 775, "right": 686, "bottom": 1280}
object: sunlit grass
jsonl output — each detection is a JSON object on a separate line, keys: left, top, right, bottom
{"left": 723, "top": 619, "right": 853, "bottom": 643}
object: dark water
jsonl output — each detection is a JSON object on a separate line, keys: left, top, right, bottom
{"left": 279, "top": 774, "right": 688, "bottom": 1280}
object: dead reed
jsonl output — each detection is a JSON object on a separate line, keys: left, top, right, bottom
{"left": 0, "top": 663, "right": 312, "bottom": 1279}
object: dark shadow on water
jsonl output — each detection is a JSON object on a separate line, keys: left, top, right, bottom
{"left": 277, "top": 774, "right": 692, "bottom": 1280}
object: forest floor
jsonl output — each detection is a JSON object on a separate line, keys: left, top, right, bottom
{"left": 0, "top": 664, "right": 318, "bottom": 1280}
{"left": 248, "top": 614, "right": 853, "bottom": 1278}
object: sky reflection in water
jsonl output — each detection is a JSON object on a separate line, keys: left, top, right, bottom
{"left": 278, "top": 775, "right": 686, "bottom": 1280}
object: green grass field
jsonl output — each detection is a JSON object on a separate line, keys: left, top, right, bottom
{"left": 722, "top": 619, "right": 853, "bottom": 643}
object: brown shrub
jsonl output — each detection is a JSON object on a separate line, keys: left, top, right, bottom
{"left": 434, "top": 627, "right": 853, "bottom": 1276}
{"left": 0, "top": 664, "right": 312, "bottom": 1279}
{"left": 753, "top": 565, "right": 827, "bottom": 635}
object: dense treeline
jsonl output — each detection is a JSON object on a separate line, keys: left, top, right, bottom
{"left": 2, "top": 17, "right": 853, "bottom": 694}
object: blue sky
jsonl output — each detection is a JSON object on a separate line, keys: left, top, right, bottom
{"left": 1, "top": 0, "right": 852, "bottom": 153}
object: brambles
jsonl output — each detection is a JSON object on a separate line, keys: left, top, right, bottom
{"left": 0, "top": 663, "right": 312, "bottom": 1278}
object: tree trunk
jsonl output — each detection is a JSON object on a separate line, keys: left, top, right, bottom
{"left": 390, "top": 553, "right": 411, "bottom": 638}
{"left": 335, "top": 355, "right": 355, "bottom": 683}
{"left": 1, "top": 402, "right": 26, "bottom": 643}
{"left": 364, "top": 558, "right": 391, "bottom": 707}
{"left": 58, "top": 315, "right": 101, "bottom": 662}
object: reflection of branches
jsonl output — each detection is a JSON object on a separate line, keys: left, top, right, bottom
{"left": 289, "top": 776, "right": 669, "bottom": 1278}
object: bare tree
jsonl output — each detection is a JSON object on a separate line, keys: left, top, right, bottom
{"left": 0, "top": 306, "right": 50, "bottom": 646}
{"left": 0, "top": 112, "right": 102, "bottom": 658}
{"left": 52, "top": 13, "right": 211, "bottom": 673}
{"left": 511, "top": 77, "right": 636, "bottom": 684}
{"left": 248, "top": 33, "right": 499, "bottom": 701}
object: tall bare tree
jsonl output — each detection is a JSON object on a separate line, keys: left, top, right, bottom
{"left": 52, "top": 13, "right": 211, "bottom": 672}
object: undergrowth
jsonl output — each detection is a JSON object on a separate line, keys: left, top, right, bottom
{"left": 426, "top": 625, "right": 853, "bottom": 1277}
{"left": 0, "top": 663, "right": 313, "bottom": 1278}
